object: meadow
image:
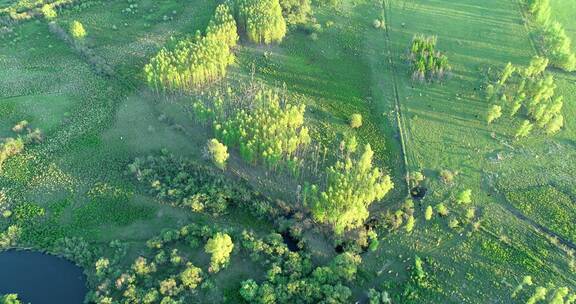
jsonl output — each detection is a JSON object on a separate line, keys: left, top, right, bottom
{"left": 0, "top": 0, "right": 575, "bottom": 302}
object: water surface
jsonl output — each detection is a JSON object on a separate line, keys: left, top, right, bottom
{"left": 0, "top": 250, "right": 87, "bottom": 304}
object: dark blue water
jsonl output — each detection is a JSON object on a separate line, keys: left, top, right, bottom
{"left": 0, "top": 251, "right": 87, "bottom": 304}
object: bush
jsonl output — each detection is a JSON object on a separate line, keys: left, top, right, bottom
{"left": 69, "top": 20, "right": 86, "bottom": 39}
{"left": 350, "top": 113, "right": 363, "bottom": 128}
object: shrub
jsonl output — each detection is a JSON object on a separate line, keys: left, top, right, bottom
{"left": 206, "top": 138, "right": 229, "bottom": 170}
{"left": 205, "top": 232, "right": 234, "bottom": 272}
{"left": 350, "top": 113, "right": 363, "bottom": 128}
{"left": 69, "top": 20, "right": 86, "bottom": 39}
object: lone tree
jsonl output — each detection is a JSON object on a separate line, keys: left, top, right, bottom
{"left": 515, "top": 120, "right": 533, "bottom": 139}
{"left": 487, "top": 105, "right": 502, "bottom": 124}
{"left": 70, "top": 20, "right": 86, "bottom": 39}
{"left": 455, "top": 189, "right": 472, "bottom": 204}
{"left": 180, "top": 263, "right": 203, "bottom": 290}
{"left": 207, "top": 138, "right": 229, "bottom": 170}
{"left": 205, "top": 232, "right": 234, "bottom": 272}
{"left": 350, "top": 113, "right": 363, "bottom": 128}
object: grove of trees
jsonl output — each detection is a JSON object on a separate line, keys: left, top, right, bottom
{"left": 237, "top": 0, "right": 287, "bottom": 44}
{"left": 407, "top": 35, "right": 450, "bottom": 82}
{"left": 306, "top": 144, "right": 394, "bottom": 234}
{"left": 144, "top": 3, "right": 237, "bottom": 92}
{"left": 524, "top": 0, "right": 576, "bottom": 71}
{"left": 485, "top": 56, "right": 566, "bottom": 137}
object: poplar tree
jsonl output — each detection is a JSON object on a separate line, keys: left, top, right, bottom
{"left": 207, "top": 139, "right": 229, "bottom": 170}
{"left": 70, "top": 20, "right": 86, "bottom": 39}
{"left": 487, "top": 105, "right": 502, "bottom": 124}
{"left": 309, "top": 144, "right": 394, "bottom": 234}
{"left": 237, "top": 0, "right": 287, "bottom": 44}
{"left": 515, "top": 120, "right": 533, "bottom": 139}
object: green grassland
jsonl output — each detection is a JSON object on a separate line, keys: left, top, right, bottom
{"left": 1, "top": 0, "right": 575, "bottom": 302}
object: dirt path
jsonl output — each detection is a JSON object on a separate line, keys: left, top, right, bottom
{"left": 380, "top": 0, "right": 411, "bottom": 195}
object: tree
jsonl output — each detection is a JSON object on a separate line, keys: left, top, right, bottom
{"left": 486, "top": 105, "right": 502, "bottom": 124}
{"left": 405, "top": 215, "right": 415, "bottom": 233}
{"left": 240, "top": 279, "right": 259, "bottom": 302}
{"left": 455, "top": 189, "right": 472, "bottom": 204}
{"left": 407, "top": 34, "right": 450, "bottom": 82}
{"left": 70, "top": 20, "right": 86, "bottom": 39}
{"left": 498, "top": 62, "right": 516, "bottom": 85}
{"left": 279, "top": 0, "right": 311, "bottom": 25}
{"left": 309, "top": 144, "right": 394, "bottom": 234}
{"left": 424, "top": 205, "right": 433, "bottom": 221}
{"left": 436, "top": 203, "right": 448, "bottom": 216}
{"left": 515, "top": 120, "right": 533, "bottom": 139}
{"left": 0, "top": 294, "right": 22, "bottom": 304}
{"left": 511, "top": 275, "right": 533, "bottom": 298}
{"left": 180, "top": 263, "right": 203, "bottom": 290}
{"left": 350, "top": 113, "right": 363, "bottom": 128}
{"left": 144, "top": 4, "right": 237, "bottom": 92}
{"left": 545, "top": 114, "right": 563, "bottom": 135}
{"left": 526, "top": 286, "right": 547, "bottom": 304}
{"left": 205, "top": 232, "right": 234, "bottom": 272}
{"left": 237, "top": 0, "right": 287, "bottom": 44}
{"left": 0, "top": 138, "right": 24, "bottom": 171}
{"left": 207, "top": 139, "right": 229, "bottom": 170}
{"left": 41, "top": 4, "right": 57, "bottom": 19}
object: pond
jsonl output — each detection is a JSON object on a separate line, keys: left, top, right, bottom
{"left": 0, "top": 250, "right": 87, "bottom": 304}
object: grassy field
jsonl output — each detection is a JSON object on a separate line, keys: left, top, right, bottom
{"left": 1, "top": 0, "right": 575, "bottom": 302}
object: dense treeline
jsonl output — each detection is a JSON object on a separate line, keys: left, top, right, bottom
{"left": 239, "top": 230, "right": 361, "bottom": 303}
{"left": 236, "top": 0, "right": 287, "bottom": 44}
{"left": 407, "top": 35, "right": 450, "bottom": 82}
{"left": 215, "top": 89, "right": 311, "bottom": 167}
{"left": 485, "top": 56, "right": 566, "bottom": 137}
{"left": 128, "top": 153, "right": 264, "bottom": 216}
{"left": 524, "top": 0, "right": 576, "bottom": 71}
{"left": 144, "top": 4, "right": 237, "bottom": 91}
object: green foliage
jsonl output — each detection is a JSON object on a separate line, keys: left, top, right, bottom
{"left": 526, "top": 286, "right": 547, "bottom": 304}
{"left": 205, "top": 232, "right": 234, "bottom": 272}
{"left": 215, "top": 89, "right": 310, "bottom": 167}
{"left": 279, "top": 0, "right": 311, "bottom": 25}
{"left": 0, "top": 138, "right": 24, "bottom": 172}
{"left": 349, "top": 113, "right": 363, "bottom": 128}
{"left": 407, "top": 35, "right": 450, "bottom": 82}
{"left": 69, "top": 20, "right": 86, "bottom": 39}
{"left": 405, "top": 215, "right": 415, "bottom": 233}
{"left": 0, "top": 294, "right": 22, "bottom": 304}
{"left": 239, "top": 231, "right": 359, "bottom": 303}
{"left": 0, "top": 225, "right": 21, "bottom": 249}
{"left": 486, "top": 58, "right": 565, "bottom": 137}
{"left": 207, "top": 138, "right": 229, "bottom": 170}
{"left": 486, "top": 105, "right": 502, "bottom": 124}
{"left": 237, "top": 0, "right": 287, "bottom": 44}
{"left": 436, "top": 203, "right": 448, "bottom": 216}
{"left": 309, "top": 144, "right": 394, "bottom": 234}
{"left": 144, "top": 4, "right": 237, "bottom": 91}
{"left": 524, "top": 0, "right": 576, "bottom": 71}
{"left": 180, "top": 263, "right": 203, "bottom": 290}
{"left": 424, "top": 205, "right": 433, "bottom": 221}
{"left": 515, "top": 120, "right": 533, "bottom": 139}
{"left": 455, "top": 189, "right": 472, "bottom": 204}
{"left": 129, "top": 154, "right": 236, "bottom": 215}
{"left": 40, "top": 4, "right": 57, "bottom": 19}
